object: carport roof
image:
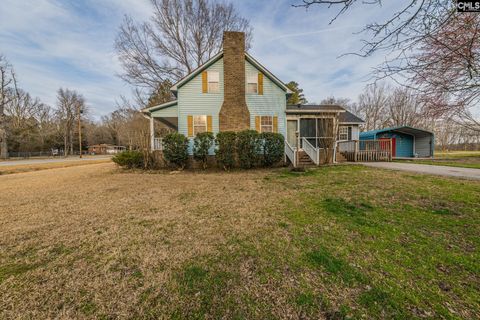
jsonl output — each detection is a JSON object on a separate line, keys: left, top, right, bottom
{"left": 360, "top": 126, "right": 434, "bottom": 138}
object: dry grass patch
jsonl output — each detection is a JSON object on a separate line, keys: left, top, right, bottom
{"left": 0, "top": 159, "right": 111, "bottom": 175}
{"left": 0, "top": 163, "right": 479, "bottom": 319}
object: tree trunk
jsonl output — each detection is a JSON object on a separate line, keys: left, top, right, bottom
{"left": 0, "top": 106, "right": 7, "bottom": 158}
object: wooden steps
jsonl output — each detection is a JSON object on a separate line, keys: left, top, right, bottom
{"left": 297, "top": 151, "right": 315, "bottom": 167}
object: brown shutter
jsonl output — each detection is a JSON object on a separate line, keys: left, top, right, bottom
{"left": 187, "top": 115, "right": 193, "bottom": 137}
{"left": 255, "top": 116, "right": 261, "bottom": 132}
{"left": 202, "top": 71, "right": 208, "bottom": 93}
{"left": 207, "top": 115, "right": 213, "bottom": 132}
{"left": 273, "top": 116, "right": 278, "bottom": 133}
{"left": 258, "top": 73, "right": 263, "bottom": 95}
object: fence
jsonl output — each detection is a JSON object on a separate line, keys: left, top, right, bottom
{"left": 337, "top": 139, "right": 392, "bottom": 162}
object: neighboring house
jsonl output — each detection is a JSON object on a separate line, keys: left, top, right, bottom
{"left": 360, "top": 126, "right": 434, "bottom": 158}
{"left": 142, "top": 31, "right": 365, "bottom": 165}
{"left": 88, "top": 144, "right": 126, "bottom": 155}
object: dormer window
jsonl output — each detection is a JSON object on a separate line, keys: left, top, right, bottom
{"left": 207, "top": 71, "right": 219, "bottom": 93}
{"left": 247, "top": 74, "right": 258, "bottom": 94}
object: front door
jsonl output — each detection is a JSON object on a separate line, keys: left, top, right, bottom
{"left": 287, "top": 120, "right": 298, "bottom": 147}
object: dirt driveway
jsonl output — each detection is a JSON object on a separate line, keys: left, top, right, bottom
{"left": 361, "top": 162, "right": 480, "bottom": 180}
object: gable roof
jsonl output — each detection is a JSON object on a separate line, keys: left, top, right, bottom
{"left": 141, "top": 100, "right": 177, "bottom": 114}
{"left": 339, "top": 110, "right": 364, "bottom": 123}
{"left": 360, "top": 126, "right": 434, "bottom": 138}
{"left": 286, "top": 104, "right": 345, "bottom": 113}
{"left": 170, "top": 51, "right": 292, "bottom": 94}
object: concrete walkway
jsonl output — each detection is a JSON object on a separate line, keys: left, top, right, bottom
{"left": 0, "top": 156, "right": 111, "bottom": 167}
{"left": 361, "top": 162, "right": 480, "bottom": 180}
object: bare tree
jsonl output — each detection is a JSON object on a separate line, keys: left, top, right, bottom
{"left": 56, "top": 88, "right": 85, "bottom": 156}
{"left": 294, "top": 1, "right": 480, "bottom": 122}
{"left": 115, "top": 0, "right": 253, "bottom": 91}
{"left": 0, "top": 55, "right": 15, "bottom": 158}
{"left": 357, "top": 83, "right": 389, "bottom": 131}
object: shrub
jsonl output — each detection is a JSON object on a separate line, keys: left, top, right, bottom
{"left": 193, "top": 132, "right": 215, "bottom": 169}
{"left": 162, "top": 132, "right": 189, "bottom": 169}
{"left": 261, "top": 132, "right": 284, "bottom": 167}
{"left": 216, "top": 131, "right": 237, "bottom": 170}
{"left": 112, "top": 150, "right": 144, "bottom": 169}
{"left": 236, "top": 130, "right": 261, "bottom": 169}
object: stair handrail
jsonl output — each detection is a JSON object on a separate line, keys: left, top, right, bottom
{"left": 301, "top": 137, "right": 319, "bottom": 165}
{"left": 284, "top": 140, "right": 297, "bottom": 167}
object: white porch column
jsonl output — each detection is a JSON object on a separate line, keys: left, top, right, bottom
{"left": 149, "top": 116, "right": 154, "bottom": 151}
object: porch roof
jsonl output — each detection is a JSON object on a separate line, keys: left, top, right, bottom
{"left": 286, "top": 104, "right": 345, "bottom": 114}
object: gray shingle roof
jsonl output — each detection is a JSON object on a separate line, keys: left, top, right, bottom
{"left": 339, "top": 110, "right": 364, "bottom": 123}
{"left": 286, "top": 104, "right": 345, "bottom": 112}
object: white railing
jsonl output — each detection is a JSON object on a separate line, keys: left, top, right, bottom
{"left": 302, "top": 137, "right": 319, "bottom": 165}
{"left": 285, "top": 140, "right": 297, "bottom": 167}
{"left": 153, "top": 138, "right": 163, "bottom": 151}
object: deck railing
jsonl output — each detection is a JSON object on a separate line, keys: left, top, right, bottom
{"left": 285, "top": 140, "right": 297, "bottom": 167}
{"left": 302, "top": 137, "right": 319, "bottom": 165}
{"left": 336, "top": 139, "right": 392, "bottom": 162}
{"left": 153, "top": 138, "right": 163, "bottom": 151}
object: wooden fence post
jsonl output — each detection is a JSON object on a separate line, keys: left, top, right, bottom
{"left": 354, "top": 140, "right": 359, "bottom": 162}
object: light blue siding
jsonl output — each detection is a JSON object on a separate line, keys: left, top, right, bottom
{"left": 151, "top": 104, "right": 178, "bottom": 117}
{"left": 245, "top": 61, "right": 287, "bottom": 138}
{"left": 376, "top": 132, "right": 414, "bottom": 157}
{"left": 177, "top": 58, "right": 224, "bottom": 137}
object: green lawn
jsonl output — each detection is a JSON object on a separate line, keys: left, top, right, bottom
{"left": 1, "top": 163, "right": 479, "bottom": 319}
{"left": 397, "top": 151, "right": 480, "bottom": 169}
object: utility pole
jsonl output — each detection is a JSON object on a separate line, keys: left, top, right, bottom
{"left": 78, "top": 103, "right": 82, "bottom": 158}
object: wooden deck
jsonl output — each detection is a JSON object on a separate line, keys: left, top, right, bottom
{"left": 336, "top": 139, "right": 392, "bottom": 162}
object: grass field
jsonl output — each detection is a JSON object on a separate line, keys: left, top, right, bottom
{"left": 1, "top": 163, "right": 479, "bottom": 319}
{"left": 397, "top": 151, "right": 480, "bottom": 169}
{"left": 0, "top": 159, "right": 111, "bottom": 175}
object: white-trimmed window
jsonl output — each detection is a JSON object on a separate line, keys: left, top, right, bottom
{"left": 193, "top": 115, "right": 207, "bottom": 135}
{"left": 247, "top": 74, "right": 258, "bottom": 94}
{"left": 260, "top": 116, "right": 273, "bottom": 132}
{"left": 339, "top": 126, "right": 349, "bottom": 140}
{"left": 208, "top": 71, "right": 219, "bottom": 93}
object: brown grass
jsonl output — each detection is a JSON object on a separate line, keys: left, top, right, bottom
{"left": 0, "top": 163, "right": 290, "bottom": 319}
{"left": 1, "top": 163, "right": 478, "bottom": 319}
{"left": 0, "top": 159, "right": 111, "bottom": 175}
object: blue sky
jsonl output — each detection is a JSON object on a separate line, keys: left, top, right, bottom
{"left": 0, "top": 0, "right": 395, "bottom": 118}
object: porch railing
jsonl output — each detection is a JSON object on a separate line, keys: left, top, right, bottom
{"left": 301, "top": 137, "right": 319, "bottom": 165}
{"left": 336, "top": 139, "right": 392, "bottom": 162}
{"left": 285, "top": 140, "right": 297, "bottom": 167}
{"left": 153, "top": 138, "right": 163, "bottom": 151}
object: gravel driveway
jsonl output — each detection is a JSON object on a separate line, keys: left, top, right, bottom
{"left": 361, "top": 162, "right": 480, "bottom": 180}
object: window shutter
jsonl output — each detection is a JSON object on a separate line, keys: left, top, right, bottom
{"left": 202, "top": 71, "right": 208, "bottom": 93}
{"left": 258, "top": 73, "right": 263, "bottom": 95}
{"left": 255, "top": 116, "right": 261, "bottom": 132}
{"left": 187, "top": 115, "right": 193, "bottom": 137}
{"left": 348, "top": 126, "right": 352, "bottom": 140}
{"left": 273, "top": 116, "right": 278, "bottom": 133}
{"left": 207, "top": 115, "right": 213, "bottom": 132}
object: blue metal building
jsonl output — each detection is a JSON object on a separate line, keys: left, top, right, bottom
{"left": 360, "top": 126, "right": 434, "bottom": 158}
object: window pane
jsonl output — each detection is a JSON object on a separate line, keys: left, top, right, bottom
{"left": 261, "top": 125, "right": 273, "bottom": 133}
{"left": 261, "top": 116, "right": 272, "bottom": 125}
{"left": 208, "top": 82, "right": 219, "bottom": 93}
{"left": 208, "top": 71, "right": 219, "bottom": 82}
{"left": 193, "top": 115, "right": 207, "bottom": 135}
{"left": 247, "top": 74, "right": 258, "bottom": 84}
{"left": 247, "top": 83, "right": 257, "bottom": 94}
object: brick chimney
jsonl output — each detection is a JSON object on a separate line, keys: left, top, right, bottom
{"left": 219, "top": 31, "right": 250, "bottom": 132}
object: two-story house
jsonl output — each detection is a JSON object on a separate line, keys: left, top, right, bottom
{"left": 142, "top": 31, "right": 364, "bottom": 166}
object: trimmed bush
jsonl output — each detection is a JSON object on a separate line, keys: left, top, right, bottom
{"left": 236, "top": 130, "right": 261, "bottom": 169}
{"left": 163, "top": 132, "right": 189, "bottom": 169}
{"left": 112, "top": 150, "right": 144, "bottom": 169}
{"left": 216, "top": 131, "right": 236, "bottom": 170}
{"left": 193, "top": 132, "right": 215, "bottom": 169}
{"left": 261, "top": 132, "right": 284, "bottom": 167}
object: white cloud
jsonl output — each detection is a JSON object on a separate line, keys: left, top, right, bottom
{"left": 0, "top": 0, "right": 151, "bottom": 118}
